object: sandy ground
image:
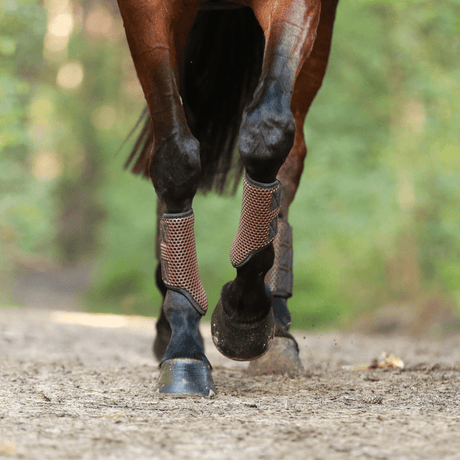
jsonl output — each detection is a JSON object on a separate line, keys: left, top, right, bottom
{"left": 0, "top": 306, "right": 459, "bottom": 460}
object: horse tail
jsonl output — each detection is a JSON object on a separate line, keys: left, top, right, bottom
{"left": 124, "top": 7, "right": 265, "bottom": 195}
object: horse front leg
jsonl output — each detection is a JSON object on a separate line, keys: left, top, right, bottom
{"left": 117, "top": 0, "right": 214, "bottom": 395}
{"left": 248, "top": 0, "right": 340, "bottom": 375}
{"left": 211, "top": 0, "right": 321, "bottom": 361}
{"left": 152, "top": 198, "right": 204, "bottom": 362}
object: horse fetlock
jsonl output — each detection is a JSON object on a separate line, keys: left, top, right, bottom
{"left": 161, "top": 290, "right": 208, "bottom": 364}
{"left": 211, "top": 284, "right": 275, "bottom": 361}
{"left": 214, "top": 248, "right": 273, "bottom": 343}
{"left": 222, "top": 273, "right": 272, "bottom": 324}
{"left": 155, "top": 291, "right": 213, "bottom": 395}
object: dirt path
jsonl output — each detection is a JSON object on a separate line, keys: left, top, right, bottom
{"left": 1, "top": 306, "right": 459, "bottom": 460}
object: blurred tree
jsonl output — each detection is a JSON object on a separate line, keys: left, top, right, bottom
{"left": 0, "top": 0, "right": 52, "bottom": 281}
{"left": 293, "top": 0, "right": 460, "bottom": 331}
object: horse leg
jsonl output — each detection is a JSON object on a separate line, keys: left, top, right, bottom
{"left": 152, "top": 197, "right": 204, "bottom": 362}
{"left": 246, "top": 133, "right": 306, "bottom": 374}
{"left": 211, "top": 0, "right": 321, "bottom": 360}
{"left": 117, "top": 0, "right": 214, "bottom": 395}
{"left": 248, "top": 0, "right": 340, "bottom": 374}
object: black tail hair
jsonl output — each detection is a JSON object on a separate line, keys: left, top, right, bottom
{"left": 124, "top": 7, "right": 265, "bottom": 195}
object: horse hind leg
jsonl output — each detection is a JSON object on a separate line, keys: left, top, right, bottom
{"left": 117, "top": 0, "right": 214, "bottom": 395}
{"left": 211, "top": 0, "right": 321, "bottom": 361}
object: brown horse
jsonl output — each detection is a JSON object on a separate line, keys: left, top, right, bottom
{"left": 117, "top": 0, "right": 339, "bottom": 395}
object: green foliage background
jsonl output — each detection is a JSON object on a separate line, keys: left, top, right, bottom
{"left": 1, "top": 0, "right": 459, "bottom": 331}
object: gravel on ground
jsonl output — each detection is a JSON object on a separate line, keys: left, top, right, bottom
{"left": 1, "top": 306, "right": 459, "bottom": 460}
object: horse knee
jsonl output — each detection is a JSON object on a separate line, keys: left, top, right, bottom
{"left": 150, "top": 131, "right": 201, "bottom": 212}
{"left": 238, "top": 80, "right": 296, "bottom": 183}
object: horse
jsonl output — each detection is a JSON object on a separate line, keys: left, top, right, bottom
{"left": 116, "top": 0, "right": 339, "bottom": 395}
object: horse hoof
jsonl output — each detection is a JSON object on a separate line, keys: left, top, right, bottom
{"left": 211, "top": 298, "right": 275, "bottom": 361}
{"left": 247, "top": 337, "right": 304, "bottom": 376}
{"left": 156, "top": 358, "right": 216, "bottom": 396}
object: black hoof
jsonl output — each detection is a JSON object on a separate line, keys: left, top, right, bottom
{"left": 211, "top": 297, "right": 275, "bottom": 361}
{"left": 157, "top": 359, "right": 216, "bottom": 396}
{"left": 247, "top": 336, "right": 304, "bottom": 376}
